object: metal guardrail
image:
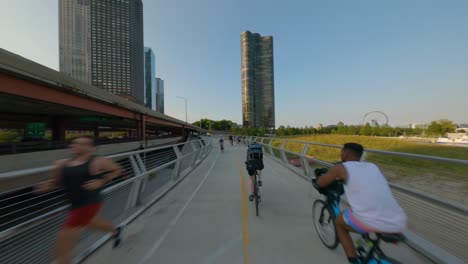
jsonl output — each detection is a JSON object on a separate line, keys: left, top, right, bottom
{"left": 0, "top": 138, "right": 213, "bottom": 264}
{"left": 241, "top": 136, "right": 468, "bottom": 264}
{"left": 0, "top": 135, "right": 180, "bottom": 155}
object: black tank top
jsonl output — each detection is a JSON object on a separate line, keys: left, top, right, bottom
{"left": 62, "top": 157, "right": 104, "bottom": 209}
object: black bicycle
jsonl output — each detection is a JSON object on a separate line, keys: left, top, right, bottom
{"left": 311, "top": 168, "right": 405, "bottom": 264}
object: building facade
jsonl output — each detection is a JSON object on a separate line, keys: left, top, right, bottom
{"left": 59, "top": 0, "right": 144, "bottom": 104}
{"left": 144, "top": 47, "right": 156, "bottom": 110}
{"left": 156, "top": 78, "right": 165, "bottom": 114}
{"left": 241, "top": 31, "right": 275, "bottom": 129}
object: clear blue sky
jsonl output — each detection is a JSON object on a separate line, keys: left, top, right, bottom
{"left": 1, "top": 0, "right": 467, "bottom": 127}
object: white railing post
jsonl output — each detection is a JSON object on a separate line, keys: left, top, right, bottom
{"left": 172, "top": 145, "right": 182, "bottom": 180}
{"left": 267, "top": 138, "right": 274, "bottom": 156}
{"left": 300, "top": 144, "right": 311, "bottom": 177}
{"left": 191, "top": 142, "right": 201, "bottom": 167}
{"left": 127, "top": 154, "right": 145, "bottom": 208}
{"left": 280, "top": 140, "right": 288, "bottom": 163}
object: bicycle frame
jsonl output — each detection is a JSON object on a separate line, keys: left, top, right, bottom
{"left": 321, "top": 190, "right": 341, "bottom": 220}
{"left": 317, "top": 186, "right": 396, "bottom": 263}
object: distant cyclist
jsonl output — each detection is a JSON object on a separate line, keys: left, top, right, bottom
{"left": 245, "top": 142, "right": 264, "bottom": 201}
{"left": 316, "top": 143, "right": 407, "bottom": 264}
{"left": 236, "top": 136, "right": 241, "bottom": 144}
{"left": 229, "top": 135, "right": 234, "bottom": 146}
{"left": 219, "top": 137, "right": 224, "bottom": 152}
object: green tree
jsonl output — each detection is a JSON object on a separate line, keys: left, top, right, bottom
{"left": 371, "top": 124, "right": 381, "bottom": 136}
{"left": 359, "top": 123, "right": 372, "bottom": 136}
{"left": 380, "top": 124, "right": 393, "bottom": 137}
{"left": 438, "top": 119, "right": 456, "bottom": 134}
{"left": 427, "top": 121, "right": 442, "bottom": 136}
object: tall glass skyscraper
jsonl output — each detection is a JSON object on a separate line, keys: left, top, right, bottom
{"left": 156, "top": 78, "right": 165, "bottom": 114}
{"left": 241, "top": 31, "right": 275, "bottom": 130}
{"left": 144, "top": 47, "right": 156, "bottom": 111}
{"left": 59, "top": 0, "right": 144, "bottom": 104}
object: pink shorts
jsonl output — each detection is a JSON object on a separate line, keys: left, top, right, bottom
{"left": 343, "top": 209, "right": 380, "bottom": 234}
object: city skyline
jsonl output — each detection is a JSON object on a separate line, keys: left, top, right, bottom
{"left": 241, "top": 31, "right": 275, "bottom": 129}
{"left": 1, "top": 0, "right": 467, "bottom": 126}
{"left": 59, "top": 0, "right": 144, "bottom": 104}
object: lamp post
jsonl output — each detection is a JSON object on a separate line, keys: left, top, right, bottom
{"left": 176, "top": 96, "right": 187, "bottom": 123}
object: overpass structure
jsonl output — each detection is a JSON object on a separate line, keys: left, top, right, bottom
{"left": 0, "top": 137, "right": 467, "bottom": 264}
{"left": 0, "top": 49, "right": 204, "bottom": 151}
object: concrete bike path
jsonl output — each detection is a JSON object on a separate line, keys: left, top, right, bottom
{"left": 84, "top": 143, "right": 431, "bottom": 264}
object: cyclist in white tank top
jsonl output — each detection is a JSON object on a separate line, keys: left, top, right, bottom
{"left": 317, "top": 143, "right": 407, "bottom": 264}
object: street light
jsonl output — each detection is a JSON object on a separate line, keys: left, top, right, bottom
{"left": 176, "top": 96, "right": 187, "bottom": 123}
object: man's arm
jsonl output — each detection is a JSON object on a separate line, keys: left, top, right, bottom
{"left": 82, "top": 157, "right": 122, "bottom": 190}
{"left": 35, "top": 159, "right": 66, "bottom": 193}
{"left": 317, "top": 164, "right": 347, "bottom": 188}
{"left": 99, "top": 157, "right": 122, "bottom": 184}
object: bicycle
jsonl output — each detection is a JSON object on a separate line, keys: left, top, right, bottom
{"left": 252, "top": 170, "right": 261, "bottom": 216}
{"left": 311, "top": 168, "right": 405, "bottom": 264}
{"left": 220, "top": 142, "right": 224, "bottom": 152}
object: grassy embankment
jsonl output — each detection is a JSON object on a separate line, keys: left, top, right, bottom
{"left": 268, "top": 135, "right": 468, "bottom": 203}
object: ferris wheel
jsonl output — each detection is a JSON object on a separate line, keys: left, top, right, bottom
{"left": 362, "top": 111, "right": 389, "bottom": 126}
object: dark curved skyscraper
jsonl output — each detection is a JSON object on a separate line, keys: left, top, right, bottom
{"left": 241, "top": 31, "right": 275, "bottom": 130}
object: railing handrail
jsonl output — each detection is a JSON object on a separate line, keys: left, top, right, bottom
{"left": 0, "top": 139, "right": 205, "bottom": 180}
{"left": 0, "top": 138, "right": 212, "bottom": 243}
{"left": 262, "top": 137, "right": 468, "bottom": 165}
{"left": 256, "top": 136, "right": 468, "bottom": 211}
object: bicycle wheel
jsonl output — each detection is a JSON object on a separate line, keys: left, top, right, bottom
{"left": 254, "top": 173, "right": 259, "bottom": 216}
{"left": 312, "top": 200, "right": 338, "bottom": 249}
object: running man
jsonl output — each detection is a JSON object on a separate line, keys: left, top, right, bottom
{"left": 229, "top": 135, "right": 234, "bottom": 146}
{"left": 36, "top": 136, "right": 123, "bottom": 264}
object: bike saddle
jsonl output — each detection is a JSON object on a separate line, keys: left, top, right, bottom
{"left": 377, "top": 233, "right": 406, "bottom": 243}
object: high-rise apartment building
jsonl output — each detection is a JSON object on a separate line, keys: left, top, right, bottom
{"left": 59, "top": 0, "right": 144, "bottom": 104}
{"left": 241, "top": 31, "right": 275, "bottom": 129}
{"left": 144, "top": 47, "right": 156, "bottom": 110}
{"left": 156, "top": 78, "right": 165, "bottom": 114}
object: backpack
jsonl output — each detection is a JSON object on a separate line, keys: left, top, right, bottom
{"left": 246, "top": 143, "right": 264, "bottom": 171}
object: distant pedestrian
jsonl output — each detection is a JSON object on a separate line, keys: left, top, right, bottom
{"left": 36, "top": 136, "right": 124, "bottom": 264}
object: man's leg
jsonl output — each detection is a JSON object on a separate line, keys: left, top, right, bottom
{"left": 335, "top": 213, "right": 358, "bottom": 261}
{"left": 257, "top": 170, "right": 262, "bottom": 186}
{"left": 88, "top": 216, "right": 116, "bottom": 234}
{"left": 55, "top": 227, "right": 81, "bottom": 264}
{"left": 88, "top": 212, "right": 123, "bottom": 248}
{"left": 248, "top": 175, "right": 255, "bottom": 201}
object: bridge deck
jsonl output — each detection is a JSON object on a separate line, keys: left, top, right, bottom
{"left": 83, "top": 143, "right": 431, "bottom": 264}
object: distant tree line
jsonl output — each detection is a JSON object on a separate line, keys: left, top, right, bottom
{"left": 192, "top": 119, "right": 238, "bottom": 131}
{"left": 222, "top": 119, "right": 457, "bottom": 138}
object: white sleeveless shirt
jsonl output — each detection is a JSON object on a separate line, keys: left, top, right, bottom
{"left": 343, "top": 161, "right": 407, "bottom": 233}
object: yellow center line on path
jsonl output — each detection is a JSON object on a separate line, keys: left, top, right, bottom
{"left": 237, "top": 157, "right": 250, "bottom": 264}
